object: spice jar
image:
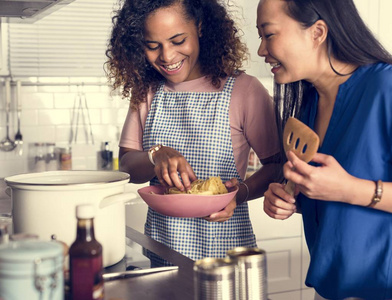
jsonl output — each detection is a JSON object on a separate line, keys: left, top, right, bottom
{"left": 0, "top": 240, "right": 64, "bottom": 300}
{"left": 60, "top": 147, "right": 72, "bottom": 170}
{"left": 34, "top": 143, "right": 46, "bottom": 172}
{"left": 46, "top": 143, "right": 58, "bottom": 171}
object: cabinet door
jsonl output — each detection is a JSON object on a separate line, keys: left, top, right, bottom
{"left": 268, "top": 289, "right": 315, "bottom": 300}
{"left": 301, "top": 225, "right": 311, "bottom": 290}
{"left": 257, "top": 237, "right": 302, "bottom": 294}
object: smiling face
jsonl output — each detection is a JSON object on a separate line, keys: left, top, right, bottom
{"left": 256, "top": 0, "right": 322, "bottom": 84}
{"left": 143, "top": 3, "right": 203, "bottom": 84}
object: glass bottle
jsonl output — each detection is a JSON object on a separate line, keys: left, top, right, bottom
{"left": 69, "top": 204, "right": 104, "bottom": 300}
{"left": 34, "top": 142, "right": 46, "bottom": 172}
{"left": 46, "top": 143, "right": 57, "bottom": 171}
{"left": 99, "top": 141, "right": 113, "bottom": 170}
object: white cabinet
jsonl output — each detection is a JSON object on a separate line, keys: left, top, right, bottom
{"left": 248, "top": 197, "right": 314, "bottom": 298}
{"left": 124, "top": 183, "right": 149, "bottom": 233}
{"left": 269, "top": 289, "right": 314, "bottom": 300}
{"left": 258, "top": 237, "right": 302, "bottom": 294}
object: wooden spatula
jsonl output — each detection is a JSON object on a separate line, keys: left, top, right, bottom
{"left": 282, "top": 117, "right": 320, "bottom": 196}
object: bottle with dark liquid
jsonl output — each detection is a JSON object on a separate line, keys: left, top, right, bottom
{"left": 69, "top": 204, "right": 104, "bottom": 300}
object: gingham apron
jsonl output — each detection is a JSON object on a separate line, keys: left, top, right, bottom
{"left": 143, "top": 76, "right": 256, "bottom": 266}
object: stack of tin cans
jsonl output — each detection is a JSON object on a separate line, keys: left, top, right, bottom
{"left": 194, "top": 247, "right": 268, "bottom": 300}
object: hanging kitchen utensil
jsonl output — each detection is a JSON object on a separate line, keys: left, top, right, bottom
{"left": 0, "top": 79, "right": 16, "bottom": 152}
{"left": 282, "top": 117, "right": 320, "bottom": 196}
{"left": 69, "top": 85, "right": 94, "bottom": 144}
{"left": 82, "top": 88, "right": 94, "bottom": 145}
{"left": 14, "top": 81, "right": 23, "bottom": 156}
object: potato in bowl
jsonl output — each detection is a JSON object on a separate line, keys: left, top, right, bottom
{"left": 137, "top": 177, "right": 237, "bottom": 218}
{"left": 167, "top": 177, "right": 228, "bottom": 195}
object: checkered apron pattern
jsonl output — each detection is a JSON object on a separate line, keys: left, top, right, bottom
{"left": 143, "top": 76, "right": 256, "bottom": 267}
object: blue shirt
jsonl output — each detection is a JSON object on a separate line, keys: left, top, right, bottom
{"left": 298, "top": 63, "right": 392, "bottom": 299}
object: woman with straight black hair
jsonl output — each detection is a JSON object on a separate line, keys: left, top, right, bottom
{"left": 258, "top": 0, "right": 392, "bottom": 299}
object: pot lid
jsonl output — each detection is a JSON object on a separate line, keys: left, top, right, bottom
{"left": 5, "top": 170, "right": 130, "bottom": 188}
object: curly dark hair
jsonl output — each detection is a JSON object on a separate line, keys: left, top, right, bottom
{"left": 105, "top": 0, "right": 248, "bottom": 110}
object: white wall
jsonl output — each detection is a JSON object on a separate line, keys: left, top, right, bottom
{"left": 0, "top": 83, "right": 128, "bottom": 178}
{"left": 355, "top": 0, "right": 392, "bottom": 53}
{"left": 232, "top": 0, "right": 272, "bottom": 78}
{"left": 0, "top": 0, "right": 391, "bottom": 179}
{"left": 236, "top": 0, "right": 392, "bottom": 77}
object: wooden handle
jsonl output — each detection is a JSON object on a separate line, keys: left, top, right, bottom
{"left": 284, "top": 180, "right": 296, "bottom": 197}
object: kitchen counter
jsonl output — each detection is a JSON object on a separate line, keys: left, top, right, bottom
{"left": 1, "top": 178, "right": 195, "bottom": 299}
{"left": 104, "top": 226, "right": 195, "bottom": 300}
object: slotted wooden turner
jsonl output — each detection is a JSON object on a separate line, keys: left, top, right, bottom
{"left": 283, "top": 117, "right": 320, "bottom": 196}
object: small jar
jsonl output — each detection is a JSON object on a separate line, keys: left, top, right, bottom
{"left": 46, "top": 143, "right": 58, "bottom": 171}
{"left": 0, "top": 240, "right": 64, "bottom": 300}
{"left": 34, "top": 143, "right": 46, "bottom": 172}
{"left": 97, "top": 142, "right": 113, "bottom": 170}
{"left": 60, "top": 147, "right": 72, "bottom": 170}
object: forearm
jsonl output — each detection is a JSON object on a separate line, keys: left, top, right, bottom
{"left": 119, "top": 148, "right": 155, "bottom": 183}
{"left": 237, "top": 161, "right": 283, "bottom": 205}
{"left": 344, "top": 176, "right": 392, "bottom": 213}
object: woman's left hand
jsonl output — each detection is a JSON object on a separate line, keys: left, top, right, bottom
{"left": 203, "top": 178, "right": 238, "bottom": 222}
{"left": 285, "top": 151, "right": 354, "bottom": 203}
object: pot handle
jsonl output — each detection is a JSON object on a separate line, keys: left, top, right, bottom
{"left": 99, "top": 191, "right": 137, "bottom": 209}
{"left": 4, "top": 186, "right": 11, "bottom": 197}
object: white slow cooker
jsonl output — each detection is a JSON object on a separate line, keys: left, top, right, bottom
{"left": 5, "top": 170, "right": 136, "bottom": 267}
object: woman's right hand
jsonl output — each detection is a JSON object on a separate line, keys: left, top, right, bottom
{"left": 152, "top": 146, "right": 197, "bottom": 192}
{"left": 263, "top": 182, "right": 297, "bottom": 220}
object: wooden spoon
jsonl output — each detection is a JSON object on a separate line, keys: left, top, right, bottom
{"left": 283, "top": 117, "right": 320, "bottom": 196}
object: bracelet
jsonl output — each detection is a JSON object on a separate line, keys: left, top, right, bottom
{"left": 147, "top": 144, "right": 163, "bottom": 166}
{"left": 368, "top": 180, "right": 383, "bottom": 207}
{"left": 239, "top": 181, "right": 250, "bottom": 203}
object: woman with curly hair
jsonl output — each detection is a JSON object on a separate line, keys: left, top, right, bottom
{"left": 106, "top": 0, "right": 281, "bottom": 267}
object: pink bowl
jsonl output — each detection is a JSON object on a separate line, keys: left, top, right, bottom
{"left": 137, "top": 185, "right": 238, "bottom": 218}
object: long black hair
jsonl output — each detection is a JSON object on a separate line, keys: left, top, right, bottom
{"left": 275, "top": 0, "right": 392, "bottom": 162}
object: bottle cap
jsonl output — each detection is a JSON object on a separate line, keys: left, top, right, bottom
{"left": 76, "top": 204, "right": 95, "bottom": 219}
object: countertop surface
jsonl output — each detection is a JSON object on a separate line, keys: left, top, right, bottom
{"left": 104, "top": 226, "right": 194, "bottom": 300}
{"left": 1, "top": 179, "right": 195, "bottom": 299}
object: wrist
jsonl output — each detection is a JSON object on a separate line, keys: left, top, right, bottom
{"left": 236, "top": 182, "right": 250, "bottom": 205}
{"left": 367, "top": 180, "right": 383, "bottom": 207}
{"left": 147, "top": 144, "right": 163, "bottom": 166}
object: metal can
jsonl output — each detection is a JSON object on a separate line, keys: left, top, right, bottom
{"left": 227, "top": 247, "right": 268, "bottom": 300}
{"left": 194, "top": 257, "right": 236, "bottom": 300}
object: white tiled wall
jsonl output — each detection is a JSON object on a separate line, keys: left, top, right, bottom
{"left": 0, "top": 78, "right": 273, "bottom": 179}
{"left": 0, "top": 82, "right": 129, "bottom": 178}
